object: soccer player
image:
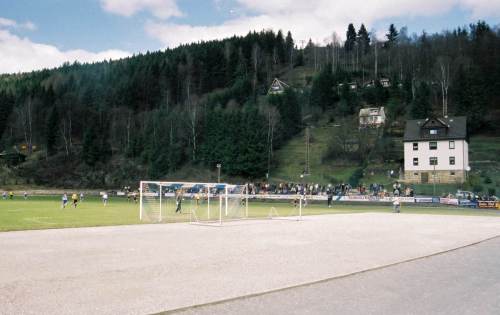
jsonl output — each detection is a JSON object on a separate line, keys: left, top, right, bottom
{"left": 62, "top": 193, "right": 68, "bottom": 208}
{"left": 102, "top": 192, "right": 108, "bottom": 206}
{"left": 2, "top": 191, "right": 6, "bottom": 200}
{"left": 24, "top": 191, "right": 28, "bottom": 200}
{"left": 72, "top": 193, "right": 78, "bottom": 208}
{"left": 132, "top": 191, "right": 138, "bottom": 203}
{"left": 80, "top": 192, "right": 84, "bottom": 203}
{"left": 195, "top": 192, "right": 200, "bottom": 206}
{"left": 9, "top": 191, "right": 13, "bottom": 199}
{"left": 393, "top": 197, "right": 401, "bottom": 213}
{"left": 175, "top": 190, "right": 183, "bottom": 213}
{"left": 327, "top": 188, "right": 333, "bottom": 208}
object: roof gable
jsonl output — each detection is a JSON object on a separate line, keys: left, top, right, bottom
{"left": 268, "top": 78, "right": 290, "bottom": 94}
{"left": 421, "top": 117, "right": 449, "bottom": 129}
{"left": 404, "top": 116, "right": 467, "bottom": 142}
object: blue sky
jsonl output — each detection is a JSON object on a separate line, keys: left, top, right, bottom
{"left": 0, "top": 0, "right": 498, "bottom": 73}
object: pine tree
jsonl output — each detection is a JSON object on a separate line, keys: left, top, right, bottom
{"left": 384, "top": 24, "right": 399, "bottom": 48}
{"left": 275, "top": 30, "right": 286, "bottom": 64}
{"left": 309, "top": 66, "right": 335, "bottom": 111}
{"left": 46, "top": 107, "right": 59, "bottom": 156}
{"left": 357, "top": 24, "right": 370, "bottom": 54}
{"left": 285, "top": 31, "right": 294, "bottom": 66}
{"left": 410, "top": 82, "right": 432, "bottom": 119}
{"left": 345, "top": 23, "right": 357, "bottom": 52}
{"left": 82, "top": 122, "right": 101, "bottom": 166}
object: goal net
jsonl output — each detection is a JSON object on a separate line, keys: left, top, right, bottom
{"left": 139, "top": 181, "right": 249, "bottom": 224}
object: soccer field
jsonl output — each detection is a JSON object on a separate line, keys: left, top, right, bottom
{"left": 0, "top": 196, "right": 499, "bottom": 232}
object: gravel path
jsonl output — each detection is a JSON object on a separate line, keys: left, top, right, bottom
{"left": 1, "top": 213, "right": 500, "bottom": 315}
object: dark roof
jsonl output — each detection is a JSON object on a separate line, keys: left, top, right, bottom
{"left": 404, "top": 116, "right": 467, "bottom": 141}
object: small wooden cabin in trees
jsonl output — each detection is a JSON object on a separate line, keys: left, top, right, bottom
{"left": 268, "top": 78, "right": 290, "bottom": 95}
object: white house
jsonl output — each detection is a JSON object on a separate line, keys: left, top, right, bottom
{"left": 403, "top": 116, "right": 469, "bottom": 184}
{"left": 359, "top": 107, "right": 386, "bottom": 128}
{"left": 268, "top": 78, "right": 289, "bottom": 95}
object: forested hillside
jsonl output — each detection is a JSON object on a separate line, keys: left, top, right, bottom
{"left": 0, "top": 21, "right": 498, "bottom": 188}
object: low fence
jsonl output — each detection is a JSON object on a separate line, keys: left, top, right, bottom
{"left": 8, "top": 189, "right": 499, "bottom": 209}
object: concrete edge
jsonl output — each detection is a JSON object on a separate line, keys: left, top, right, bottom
{"left": 156, "top": 234, "right": 500, "bottom": 315}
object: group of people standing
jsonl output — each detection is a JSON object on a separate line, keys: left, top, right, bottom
{"left": 2, "top": 191, "right": 28, "bottom": 200}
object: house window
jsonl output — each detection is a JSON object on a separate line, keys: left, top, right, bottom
{"left": 430, "top": 157, "right": 438, "bottom": 165}
{"left": 450, "top": 171, "right": 455, "bottom": 176}
{"left": 413, "top": 143, "right": 418, "bottom": 151}
{"left": 449, "top": 141, "right": 455, "bottom": 149}
{"left": 413, "top": 158, "right": 419, "bottom": 166}
{"left": 429, "top": 142, "right": 437, "bottom": 150}
{"left": 449, "top": 156, "right": 455, "bottom": 165}
{"left": 430, "top": 129, "right": 437, "bottom": 135}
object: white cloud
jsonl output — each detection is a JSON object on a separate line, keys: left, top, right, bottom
{"left": 0, "top": 17, "right": 36, "bottom": 30}
{"left": 0, "top": 17, "right": 17, "bottom": 28}
{"left": 147, "top": 0, "right": 500, "bottom": 47}
{"left": 100, "top": 0, "right": 182, "bottom": 19}
{"left": 0, "top": 28, "right": 130, "bottom": 74}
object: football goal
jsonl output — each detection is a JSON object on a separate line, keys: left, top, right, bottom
{"left": 139, "top": 181, "right": 249, "bottom": 225}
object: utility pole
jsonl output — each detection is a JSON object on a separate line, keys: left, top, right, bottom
{"left": 216, "top": 163, "right": 221, "bottom": 183}
{"left": 305, "top": 127, "right": 310, "bottom": 176}
{"left": 433, "top": 163, "right": 436, "bottom": 196}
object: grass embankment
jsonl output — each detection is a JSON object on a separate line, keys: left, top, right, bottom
{"left": 271, "top": 123, "right": 500, "bottom": 196}
{"left": 0, "top": 196, "right": 499, "bottom": 232}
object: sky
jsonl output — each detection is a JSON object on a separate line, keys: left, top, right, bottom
{"left": 0, "top": 0, "right": 499, "bottom": 74}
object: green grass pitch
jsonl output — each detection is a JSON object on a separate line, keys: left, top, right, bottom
{"left": 0, "top": 196, "right": 499, "bottom": 232}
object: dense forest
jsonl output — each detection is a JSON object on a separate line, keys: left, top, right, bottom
{"left": 0, "top": 21, "right": 498, "bottom": 188}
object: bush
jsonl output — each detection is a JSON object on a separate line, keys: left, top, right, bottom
{"left": 348, "top": 168, "right": 364, "bottom": 187}
{"left": 473, "top": 184, "right": 484, "bottom": 193}
{"left": 484, "top": 176, "right": 492, "bottom": 184}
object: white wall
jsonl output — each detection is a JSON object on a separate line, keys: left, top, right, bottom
{"left": 404, "top": 140, "right": 468, "bottom": 171}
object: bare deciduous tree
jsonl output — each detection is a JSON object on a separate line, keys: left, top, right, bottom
{"left": 436, "top": 56, "right": 451, "bottom": 116}
{"left": 15, "top": 97, "right": 34, "bottom": 154}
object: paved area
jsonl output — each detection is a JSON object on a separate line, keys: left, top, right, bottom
{"left": 176, "top": 236, "right": 500, "bottom": 315}
{"left": 1, "top": 213, "right": 500, "bottom": 315}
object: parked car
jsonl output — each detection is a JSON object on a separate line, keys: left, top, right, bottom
{"left": 456, "top": 190, "right": 478, "bottom": 200}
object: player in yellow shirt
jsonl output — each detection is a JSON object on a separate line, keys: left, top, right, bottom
{"left": 71, "top": 193, "right": 79, "bottom": 208}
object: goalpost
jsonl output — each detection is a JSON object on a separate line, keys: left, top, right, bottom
{"left": 139, "top": 181, "right": 303, "bottom": 224}
{"left": 139, "top": 181, "right": 249, "bottom": 224}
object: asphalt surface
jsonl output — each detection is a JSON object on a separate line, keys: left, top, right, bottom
{"left": 1, "top": 213, "right": 500, "bottom": 314}
{"left": 174, "top": 236, "right": 500, "bottom": 315}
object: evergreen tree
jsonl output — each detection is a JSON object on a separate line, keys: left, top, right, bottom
{"left": 309, "top": 66, "right": 335, "bottom": 110}
{"left": 410, "top": 82, "right": 432, "bottom": 119}
{"left": 285, "top": 31, "right": 294, "bottom": 66}
{"left": 0, "top": 91, "right": 14, "bottom": 142}
{"left": 45, "top": 107, "right": 59, "bottom": 156}
{"left": 357, "top": 24, "right": 370, "bottom": 54}
{"left": 275, "top": 30, "right": 286, "bottom": 63}
{"left": 269, "top": 88, "right": 301, "bottom": 138}
{"left": 82, "top": 123, "right": 100, "bottom": 166}
{"left": 384, "top": 24, "right": 399, "bottom": 48}
{"left": 345, "top": 23, "right": 357, "bottom": 52}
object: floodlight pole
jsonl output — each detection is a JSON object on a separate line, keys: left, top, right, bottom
{"left": 216, "top": 163, "right": 221, "bottom": 183}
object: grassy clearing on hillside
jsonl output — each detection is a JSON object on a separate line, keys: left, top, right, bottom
{"left": 0, "top": 196, "right": 499, "bottom": 232}
{"left": 271, "top": 124, "right": 499, "bottom": 196}
{"left": 271, "top": 124, "right": 358, "bottom": 183}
